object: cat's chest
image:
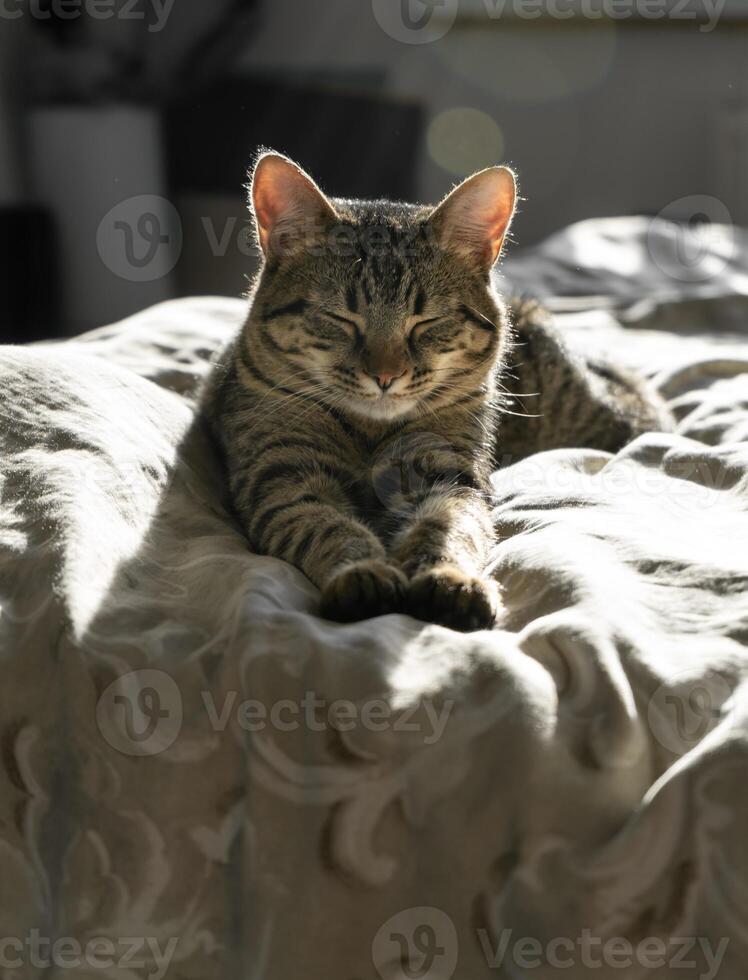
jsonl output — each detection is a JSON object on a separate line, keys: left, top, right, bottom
{"left": 345, "top": 424, "right": 460, "bottom": 526}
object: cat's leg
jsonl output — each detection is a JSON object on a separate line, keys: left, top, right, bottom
{"left": 389, "top": 485, "right": 500, "bottom": 632}
{"left": 237, "top": 465, "right": 407, "bottom": 622}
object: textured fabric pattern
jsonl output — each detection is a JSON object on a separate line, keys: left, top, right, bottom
{"left": 0, "top": 217, "right": 747, "bottom": 979}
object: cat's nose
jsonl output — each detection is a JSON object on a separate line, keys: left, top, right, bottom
{"left": 368, "top": 369, "right": 405, "bottom": 391}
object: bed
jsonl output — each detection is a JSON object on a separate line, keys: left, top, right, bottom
{"left": 1, "top": 216, "right": 747, "bottom": 979}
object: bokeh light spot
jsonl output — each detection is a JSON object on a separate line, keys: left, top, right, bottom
{"left": 427, "top": 107, "right": 505, "bottom": 176}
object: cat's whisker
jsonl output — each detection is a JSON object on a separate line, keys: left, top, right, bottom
{"left": 496, "top": 406, "right": 545, "bottom": 420}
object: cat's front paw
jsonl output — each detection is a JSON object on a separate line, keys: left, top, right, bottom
{"left": 407, "top": 564, "right": 499, "bottom": 632}
{"left": 320, "top": 559, "right": 408, "bottom": 623}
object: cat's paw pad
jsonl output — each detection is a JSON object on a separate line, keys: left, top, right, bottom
{"left": 319, "top": 559, "right": 408, "bottom": 623}
{"left": 407, "top": 564, "right": 499, "bottom": 632}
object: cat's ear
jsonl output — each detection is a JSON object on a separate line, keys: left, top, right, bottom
{"left": 250, "top": 152, "right": 339, "bottom": 258}
{"left": 428, "top": 166, "right": 517, "bottom": 268}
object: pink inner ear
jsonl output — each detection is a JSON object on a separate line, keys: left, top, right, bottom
{"left": 252, "top": 158, "right": 300, "bottom": 251}
{"left": 251, "top": 155, "right": 338, "bottom": 256}
{"left": 253, "top": 180, "right": 280, "bottom": 234}
{"left": 433, "top": 167, "right": 516, "bottom": 266}
{"left": 487, "top": 190, "right": 516, "bottom": 261}
{"left": 486, "top": 207, "right": 511, "bottom": 263}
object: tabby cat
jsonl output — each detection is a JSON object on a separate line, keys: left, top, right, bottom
{"left": 203, "top": 152, "right": 670, "bottom": 632}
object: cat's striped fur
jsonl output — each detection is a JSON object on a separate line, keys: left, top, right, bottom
{"left": 202, "top": 153, "right": 670, "bottom": 631}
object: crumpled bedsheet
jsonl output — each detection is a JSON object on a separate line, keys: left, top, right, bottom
{"left": 0, "top": 216, "right": 747, "bottom": 980}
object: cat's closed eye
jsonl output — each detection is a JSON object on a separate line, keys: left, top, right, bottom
{"left": 321, "top": 310, "right": 357, "bottom": 327}
{"left": 319, "top": 309, "right": 361, "bottom": 340}
{"left": 409, "top": 315, "right": 445, "bottom": 336}
{"left": 411, "top": 315, "right": 444, "bottom": 333}
{"left": 408, "top": 315, "right": 450, "bottom": 347}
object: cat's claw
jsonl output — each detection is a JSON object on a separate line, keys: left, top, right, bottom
{"left": 320, "top": 559, "right": 408, "bottom": 623}
{"left": 407, "top": 564, "right": 499, "bottom": 632}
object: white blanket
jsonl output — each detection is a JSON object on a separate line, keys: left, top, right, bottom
{"left": 1, "top": 217, "right": 747, "bottom": 980}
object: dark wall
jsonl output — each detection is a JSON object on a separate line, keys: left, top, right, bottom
{"left": 0, "top": 0, "right": 746, "bottom": 341}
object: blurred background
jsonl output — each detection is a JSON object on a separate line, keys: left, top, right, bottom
{"left": 0, "top": 0, "right": 746, "bottom": 341}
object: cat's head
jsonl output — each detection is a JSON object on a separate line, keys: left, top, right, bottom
{"left": 245, "top": 151, "right": 517, "bottom": 421}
